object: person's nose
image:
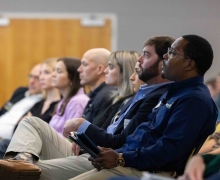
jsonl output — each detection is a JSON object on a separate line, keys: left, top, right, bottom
{"left": 52, "top": 71, "right": 56, "bottom": 78}
{"left": 77, "top": 65, "right": 82, "bottom": 72}
{"left": 104, "top": 67, "right": 109, "bottom": 74}
{"left": 39, "top": 74, "right": 44, "bottom": 81}
{"left": 29, "top": 78, "right": 34, "bottom": 84}
{"left": 130, "top": 72, "right": 135, "bottom": 81}
{"left": 137, "top": 54, "right": 143, "bottom": 64}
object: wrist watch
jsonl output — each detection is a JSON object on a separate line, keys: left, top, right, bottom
{"left": 116, "top": 153, "right": 125, "bottom": 166}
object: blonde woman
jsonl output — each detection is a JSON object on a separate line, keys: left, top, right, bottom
{"left": 27, "top": 58, "right": 61, "bottom": 123}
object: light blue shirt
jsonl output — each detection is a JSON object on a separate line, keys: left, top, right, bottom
{"left": 78, "top": 82, "right": 170, "bottom": 134}
{"left": 107, "top": 82, "right": 170, "bottom": 134}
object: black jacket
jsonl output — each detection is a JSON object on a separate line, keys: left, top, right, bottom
{"left": 82, "top": 83, "right": 118, "bottom": 129}
{"left": 84, "top": 84, "right": 168, "bottom": 149}
{"left": 0, "top": 87, "right": 28, "bottom": 116}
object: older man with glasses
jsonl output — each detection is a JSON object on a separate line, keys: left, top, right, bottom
{"left": 0, "top": 64, "right": 43, "bottom": 139}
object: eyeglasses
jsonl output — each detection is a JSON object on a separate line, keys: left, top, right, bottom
{"left": 28, "top": 74, "right": 39, "bottom": 81}
{"left": 167, "top": 47, "right": 190, "bottom": 59}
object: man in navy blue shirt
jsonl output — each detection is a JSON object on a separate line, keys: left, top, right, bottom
{"left": 70, "top": 35, "right": 218, "bottom": 180}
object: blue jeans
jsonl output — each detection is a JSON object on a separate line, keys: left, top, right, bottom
{"left": 0, "top": 139, "right": 10, "bottom": 159}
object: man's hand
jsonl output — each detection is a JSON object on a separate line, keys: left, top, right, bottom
{"left": 72, "top": 142, "right": 81, "bottom": 156}
{"left": 88, "top": 146, "right": 119, "bottom": 170}
{"left": 62, "top": 118, "right": 85, "bottom": 137}
{"left": 177, "top": 155, "right": 205, "bottom": 180}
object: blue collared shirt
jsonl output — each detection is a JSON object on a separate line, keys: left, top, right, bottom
{"left": 116, "top": 76, "right": 218, "bottom": 175}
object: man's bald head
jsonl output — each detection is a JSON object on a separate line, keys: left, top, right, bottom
{"left": 78, "top": 48, "right": 111, "bottom": 90}
{"left": 82, "top": 48, "right": 110, "bottom": 67}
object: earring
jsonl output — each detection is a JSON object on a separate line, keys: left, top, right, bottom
{"left": 70, "top": 82, "right": 73, "bottom": 86}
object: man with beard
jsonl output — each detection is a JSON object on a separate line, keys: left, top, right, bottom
{"left": 69, "top": 35, "right": 217, "bottom": 180}
{"left": 0, "top": 36, "right": 174, "bottom": 180}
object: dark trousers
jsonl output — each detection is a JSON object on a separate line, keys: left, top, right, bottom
{"left": 206, "top": 173, "right": 220, "bottom": 180}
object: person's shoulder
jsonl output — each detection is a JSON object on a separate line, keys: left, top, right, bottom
{"left": 31, "top": 99, "right": 45, "bottom": 108}
{"left": 67, "top": 93, "right": 89, "bottom": 105}
{"left": 8, "top": 87, "right": 28, "bottom": 101}
{"left": 69, "top": 90, "right": 89, "bottom": 101}
{"left": 99, "top": 85, "right": 117, "bottom": 97}
{"left": 142, "top": 84, "right": 168, "bottom": 100}
{"left": 91, "top": 85, "right": 117, "bottom": 106}
{"left": 12, "top": 87, "right": 28, "bottom": 96}
{"left": 181, "top": 83, "right": 212, "bottom": 101}
{"left": 30, "top": 99, "right": 45, "bottom": 114}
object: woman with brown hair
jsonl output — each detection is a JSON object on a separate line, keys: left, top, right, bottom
{"left": 48, "top": 57, "right": 89, "bottom": 135}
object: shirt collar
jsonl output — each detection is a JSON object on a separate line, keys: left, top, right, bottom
{"left": 140, "top": 81, "right": 171, "bottom": 91}
{"left": 87, "top": 82, "right": 107, "bottom": 99}
{"left": 25, "top": 91, "right": 43, "bottom": 98}
{"left": 134, "top": 82, "right": 171, "bottom": 101}
{"left": 167, "top": 76, "right": 204, "bottom": 97}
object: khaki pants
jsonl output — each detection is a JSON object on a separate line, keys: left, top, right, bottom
{"left": 4, "top": 117, "right": 174, "bottom": 180}
{"left": 70, "top": 167, "right": 173, "bottom": 180}
{"left": 4, "top": 117, "right": 94, "bottom": 180}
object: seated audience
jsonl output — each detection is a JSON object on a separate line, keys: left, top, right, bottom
{"left": 63, "top": 51, "right": 142, "bottom": 135}
{"left": 0, "top": 64, "right": 43, "bottom": 139}
{"left": 78, "top": 50, "right": 139, "bottom": 131}
{"left": 0, "top": 58, "right": 61, "bottom": 159}
{"left": 68, "top": 34, "right": 217, "bottom": 180}
{"left": 0, "top": 50, "right": 138, "bottom": 160}
{"left": 24, "top": 57, "right": 61, "bottom": 123}
{"left": 0, "top": 36, "right": 174, "bottom": 180}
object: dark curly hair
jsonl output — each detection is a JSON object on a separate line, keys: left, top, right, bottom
{"left": 182, "top": 35, "right": 213, "bottom": 76}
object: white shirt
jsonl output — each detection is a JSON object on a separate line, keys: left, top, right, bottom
{"left": 0, "top": 91, "right": 43, "bottom": 139}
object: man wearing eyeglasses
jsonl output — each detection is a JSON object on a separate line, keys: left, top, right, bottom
{"left": 0, "top": 64, "right": 43, "bottom": 139}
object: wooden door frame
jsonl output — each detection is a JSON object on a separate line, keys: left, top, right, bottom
{"left": 2, "top": 12, "right": 117, "bottom": 51}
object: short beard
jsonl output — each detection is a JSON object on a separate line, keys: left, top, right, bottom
{"left": 139, "top": 59, "right": 160, "bottom": 83}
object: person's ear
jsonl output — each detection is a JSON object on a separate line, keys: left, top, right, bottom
{"left": 97, "top": 64, "right": 105, "bottom": 75}
{"left": 157, "top": 61, "right": 163, "bottom": 71}
{"left": 186, "top": 59, "right": 196, "bottom": 71}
